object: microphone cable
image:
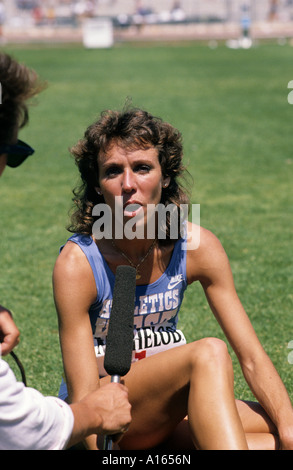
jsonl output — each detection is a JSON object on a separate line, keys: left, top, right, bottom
{"left": 10, "top": 351, "right": 27, "bottom": 386}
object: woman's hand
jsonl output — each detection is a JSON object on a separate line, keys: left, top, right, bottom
{"left": 278, "top": 420, "right": 293, "bottom": 450}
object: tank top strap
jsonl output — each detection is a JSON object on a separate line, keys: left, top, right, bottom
{"left": 65, "top": 234, "right": 115, "bottom": 296}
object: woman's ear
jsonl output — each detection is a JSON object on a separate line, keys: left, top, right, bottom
{"left": 95, "top": 187, "right": 102, "bottom": 196}
{"left": 162, "top": 177, "right": 171, "bottom": 188}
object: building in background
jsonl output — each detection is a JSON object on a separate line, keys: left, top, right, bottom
{"left": 1, "top": 0, "right": 292, "bottom": 24}
{"left": 1, "top": 0, "right": 292, "bottom": 44}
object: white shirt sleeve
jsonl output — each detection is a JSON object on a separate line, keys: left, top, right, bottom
{"left": 0, "top": 357, "right": 74, "bottom": 450}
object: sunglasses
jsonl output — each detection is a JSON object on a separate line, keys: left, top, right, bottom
{"left": 0, "top": 140, "right": 35, "bottom": 168}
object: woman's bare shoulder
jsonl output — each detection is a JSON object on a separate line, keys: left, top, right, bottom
{"left": 53, "top": 240, "right": 93, "bottom": 283}
{"left": 185, "top": 222, "right": 224, "bottom": 253}
{"left": 53, "top": 240, "right": 97, "bottom": 308}
{"left": 186, "top": 223, "right": 228, "bottom": 283}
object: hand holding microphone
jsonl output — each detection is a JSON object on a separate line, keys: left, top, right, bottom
{"left": 103, "top": 265, "right": 136, "bottom": 450}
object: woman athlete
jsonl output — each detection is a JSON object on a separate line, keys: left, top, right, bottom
{"left": 53, "top": 107, "right": 293, "bottom": 450}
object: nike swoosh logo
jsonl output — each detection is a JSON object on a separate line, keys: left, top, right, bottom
{"left": 167, "top": 276, "right": 183, "bottom": 290}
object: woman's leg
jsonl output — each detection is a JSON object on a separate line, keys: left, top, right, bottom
{"left": 236, "top": 400, "right": 279, "bottom": 450}
{"left": 101, "top": 338, "right": 248, "bottom": 450}
{"left": 151, "top": 422, "right": 278, "bottom": 451}
{"left": 155, "top": 399, "right": 279, "bottom": 450}
{"left": 246, "top": 433, "right": 278, "bottom": 450}
{"left": 187, "top": 339, "right": 247, "bottom": 450}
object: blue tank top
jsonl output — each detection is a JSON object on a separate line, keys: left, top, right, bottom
{"left": 65, "top": 234, "right": 188, "bottom": 376}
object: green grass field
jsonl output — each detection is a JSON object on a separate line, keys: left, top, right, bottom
{"left": 1, "top": 41, "right": 293, "bottom": 402}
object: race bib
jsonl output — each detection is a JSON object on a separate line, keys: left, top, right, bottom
{"left": 94, "top": 327, "right": 186, "bottom": 377}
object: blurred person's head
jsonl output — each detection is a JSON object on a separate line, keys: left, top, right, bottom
{"left": 0, "top": 52, "right": 45, "bottom": 175}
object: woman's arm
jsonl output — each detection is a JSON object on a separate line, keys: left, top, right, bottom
{"left": 53, "top": 241, "right": 100, "bottom": 449}
{"left": 187, "top": 227, "right": 293, "bottom": 448}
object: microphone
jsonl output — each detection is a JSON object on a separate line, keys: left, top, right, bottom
{"left": 103, "top": 265, "right": 136, "bottom": 450}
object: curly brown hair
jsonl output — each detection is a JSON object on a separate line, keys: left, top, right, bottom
{"left": 0, "top": 52, "right": 46, "bottom": 144}
{"left": 68, "top": 107, "right": 191, "bottom": 241}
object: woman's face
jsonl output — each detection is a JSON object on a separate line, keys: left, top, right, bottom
{"left": 96, "top": 143, "right": 170, "bottom": 237}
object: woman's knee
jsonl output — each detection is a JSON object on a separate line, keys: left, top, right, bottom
{"left": 188, "top": 337, "right": 232, "bottom": 372}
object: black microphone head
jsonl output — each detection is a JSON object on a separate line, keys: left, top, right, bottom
{"left": 104, "top": 265, "right": 136, "bottom": 377}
